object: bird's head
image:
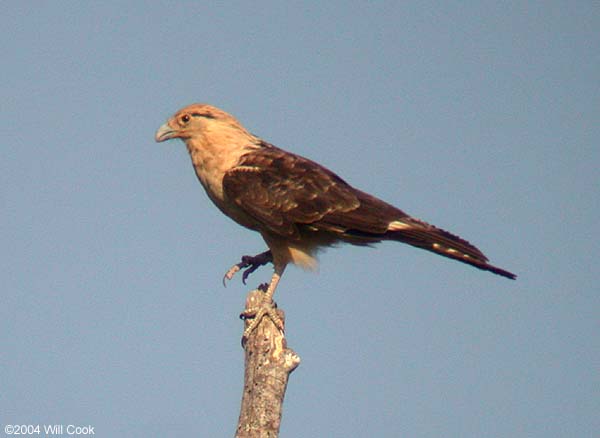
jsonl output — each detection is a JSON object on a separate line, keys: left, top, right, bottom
{"left": 155, "top": 103, "right": 249, "bottom": 143}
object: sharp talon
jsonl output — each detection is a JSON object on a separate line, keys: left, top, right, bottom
{"left": 241, "top": 264, "right": 260, "bottom": 284}
{"left": 222, "top": 264, "right": 242, "bottom": 287}
{"left": 222, "top": 251, "right": 273, "bottom": 286}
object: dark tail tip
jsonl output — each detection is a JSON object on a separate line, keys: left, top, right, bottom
{"left": 484, "top": 264, "right": 517, "bottom": 280}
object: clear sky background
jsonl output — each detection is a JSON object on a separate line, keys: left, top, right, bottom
{"left": 2, "top": 2, "right": 598, "bottom": 437}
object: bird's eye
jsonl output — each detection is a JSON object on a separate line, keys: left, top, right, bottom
{"left": 181, "top": 114, "right": 190, "bottom": 124}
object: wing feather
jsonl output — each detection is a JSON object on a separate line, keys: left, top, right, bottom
{"left": 222, "top": 145, "right": 361, "bottom": 239}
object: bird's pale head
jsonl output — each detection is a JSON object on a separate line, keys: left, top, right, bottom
{"left": 155, "top": 103, "right": 249, "bottom": 143}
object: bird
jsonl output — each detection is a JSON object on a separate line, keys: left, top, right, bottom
{"left": 155, "top": 104, "right": 515, "bottom": 332}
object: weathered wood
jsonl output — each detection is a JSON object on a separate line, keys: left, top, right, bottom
{"left": 235, "top": 290, "right": 300, "bottom": 438}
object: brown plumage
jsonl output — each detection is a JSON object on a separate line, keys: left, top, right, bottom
{"left": 155, "top": 103, "right": 515, "bottom": 306}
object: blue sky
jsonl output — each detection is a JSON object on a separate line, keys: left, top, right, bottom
{"left": 2, "top": 2, "right": 599, "bottom": 437}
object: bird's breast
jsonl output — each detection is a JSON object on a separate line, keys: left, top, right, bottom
{"left": 186, "top": 143, "right": 261, "bottom": 231}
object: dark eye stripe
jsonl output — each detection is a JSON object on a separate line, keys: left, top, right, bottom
{"left": 191, "top": 112, "right": 216, "bottom": 119}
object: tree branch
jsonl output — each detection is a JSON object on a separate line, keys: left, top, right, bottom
{"left": 235, "top": 289, "right": 300, "bottom": 438}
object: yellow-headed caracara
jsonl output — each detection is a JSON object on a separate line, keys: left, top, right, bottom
{"left": 155, "top": 104, "right": 515, "bottom": 331}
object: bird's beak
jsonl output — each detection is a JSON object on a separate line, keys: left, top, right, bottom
{"left": 155, "top": 122, "right": 177, "bottom": 142}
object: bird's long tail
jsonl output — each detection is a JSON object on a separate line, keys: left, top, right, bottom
{"left": 385, "top": 218, "right": 516, "bottom": 279}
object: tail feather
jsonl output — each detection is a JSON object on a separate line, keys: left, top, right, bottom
{"left": 386, "top": 219, "right": 516, "bottom": 280}
{"left": 315, "top": 188, "right": 516, "bottom": 280}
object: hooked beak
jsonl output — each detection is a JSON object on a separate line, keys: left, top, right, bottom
{"left": 155, "top": 122, "right": 177, "bottom": 142}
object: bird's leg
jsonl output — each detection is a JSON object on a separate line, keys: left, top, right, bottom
{"left": 263, "top": 268, "right": 283, "bottom": 303}
{"left": 222, "top": 250, "right": 273, "bottom": 286}
{"left": 240, "top": 265, "right": 285, "bottom": 344}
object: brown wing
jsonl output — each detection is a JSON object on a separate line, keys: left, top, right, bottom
{"left": 222, "top": 145, "right": 366, "bottom": 239}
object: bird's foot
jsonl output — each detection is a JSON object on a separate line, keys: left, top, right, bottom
{"left": 222, "top": 250, "right": 273, "bottom": 286}
{"left": 239, "top": 283, "right": 284, "bottom": 346}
